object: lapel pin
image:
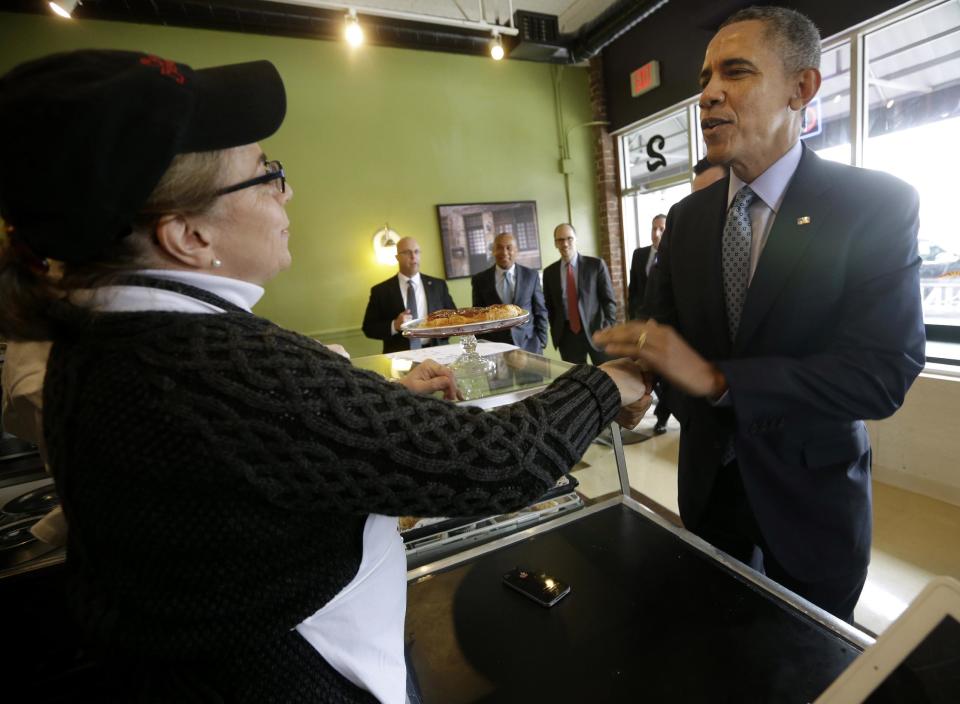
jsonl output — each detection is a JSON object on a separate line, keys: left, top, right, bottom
{"left": 796, "top": 216, "right": 811, "bottom": 226}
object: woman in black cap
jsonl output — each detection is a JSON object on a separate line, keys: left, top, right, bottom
{"left": 0, "top": 50, "right": 651, "bottom": 702}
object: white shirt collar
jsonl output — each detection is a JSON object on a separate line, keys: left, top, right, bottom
{"left": 138, "top": 269, "right": 264, "bottom": 311}
{"left": 78, "top": 269, "right": 264, "bottom": 313}
{"left": 563, "top": 253, "right": 579, "bottom": 270}
{"left": 398, "top": 272, "right": 422, "bottom": 287}
{"left": 496, "top": 264, "right": 516, "bottom": 278}
{"left": 728, "top": 140, "right": 803, "bottom": 213}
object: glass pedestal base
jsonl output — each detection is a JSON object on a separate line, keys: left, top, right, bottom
{"left": 450, "top": 334, "right": 496, "bottom": 400}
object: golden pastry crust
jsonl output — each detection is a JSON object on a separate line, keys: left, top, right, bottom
{"left": 421, "top": 304, "right": 525, "bottom": 328}
{"left": 398, "top": 516, "right": 420, "bottom": 531}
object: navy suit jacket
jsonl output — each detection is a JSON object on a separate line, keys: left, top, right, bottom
{"left": 471, "top": 264, "right": 548, "bottom": 353}
{"left": 361, "top": 273, "right": 456, "bottom": 353}
{"left": 646, "top": 146, "right": 925, "bottom": 581}
{"left": 543, "top": 254, "right": 617, "bottom": 351}
{"left": 628, "top": 245, "right": 654, "bottom": 319}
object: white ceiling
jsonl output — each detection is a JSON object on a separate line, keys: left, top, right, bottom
{"left": 287, "top": 1, "right": 621, "bottom": 34}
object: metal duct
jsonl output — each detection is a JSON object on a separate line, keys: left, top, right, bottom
{"left": 569, "top": 0, "right": 670, "bottom": 63}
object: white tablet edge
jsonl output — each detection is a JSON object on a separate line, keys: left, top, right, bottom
{"left": 814, "top": 575, "right": 960, "bottom": 703}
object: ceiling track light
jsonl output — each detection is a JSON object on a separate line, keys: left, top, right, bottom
{"left": 344, "top": 9, "right": 364, "bottom": 47}
{"left": 490, "top": 31, "right": 504, "bottom": 61}
{"left": 49, "top": 0, "right": 80, "bottom": 18}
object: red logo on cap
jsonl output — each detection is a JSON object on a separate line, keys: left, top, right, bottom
{"left": 139, "top": 55, "right": 186, "bottom": 85}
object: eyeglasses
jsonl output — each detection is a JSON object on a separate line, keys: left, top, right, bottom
{"left": 216, "top": 160, "right": 286, "bottom": 196}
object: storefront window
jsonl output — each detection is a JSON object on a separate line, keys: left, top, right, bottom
{"left": 864, "top": 0, "right": 960, "bottom": 326}
{"left": 620, "top": 108, "right": 692, "bottom": 264}
{"left": 802, "top": 43, "right": 852, "bottom": 165}
{"left": 621, "top": 109, "right": 690, "bottom": 191}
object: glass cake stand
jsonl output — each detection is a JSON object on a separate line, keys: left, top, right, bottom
{"left": 402, "top": 312, "right": 531, "bottom": 399}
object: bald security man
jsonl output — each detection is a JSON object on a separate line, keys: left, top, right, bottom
{"left": 362, "top": 237, "right": 456, "bottom": 353}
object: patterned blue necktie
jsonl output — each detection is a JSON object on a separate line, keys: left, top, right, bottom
{"left": 719, "top": 186, "right": 756, "bottom": 466}
{"left": 722, "top": 186, "right": 757, "bottom": 341}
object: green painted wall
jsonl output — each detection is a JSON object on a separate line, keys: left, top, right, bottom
{"left": 0, "top": 12, "right": 599, "bottom": 357}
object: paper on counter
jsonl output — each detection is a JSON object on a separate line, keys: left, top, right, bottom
{"left": 386, "top": 341, "right": 517, "bottom": 364}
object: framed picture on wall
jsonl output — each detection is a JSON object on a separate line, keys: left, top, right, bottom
{"left": 436, "top": 201, "right": 541, "bottom": 279}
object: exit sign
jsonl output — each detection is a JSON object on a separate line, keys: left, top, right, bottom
{"left": 630, "top": 61, "right": 660, "bottom": 97}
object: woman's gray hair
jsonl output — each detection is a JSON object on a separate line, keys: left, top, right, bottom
{"left": 63, "top": 149, "right": 229, "bottom": 286}
{"left": 720, "top": 6, "right": 821, "bottom": 74}
{"left": 0, "top": 149, "right": 230, "bottom": 339}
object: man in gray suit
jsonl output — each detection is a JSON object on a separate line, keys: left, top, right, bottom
{"left": 471, "top": 232, "right": 548, "bottom": 353}
{"left": 543, "top": 224, "right": 617, "bottom": 364}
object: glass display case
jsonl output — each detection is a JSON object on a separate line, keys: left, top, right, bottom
{"left": 352, "top": 347, "right": 625, "bottom": 569}
{"left": 355, "top": 345, "right": 879, "bottom": 702}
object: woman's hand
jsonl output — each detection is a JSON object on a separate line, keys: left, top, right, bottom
{"left": 398, "top": 359, "right": 462, "bottom": 401}
{"left": 615, "top": 397, "right": 653, "bottom": 430}
{"left": 594, "top": 320, "right": 727, "bottom": 399}
{"left": 598, "top": 357, "right": 654, "bottom": 406}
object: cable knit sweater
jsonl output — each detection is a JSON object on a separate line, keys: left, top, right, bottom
{"left": 43, "top": 310, "right": 620, "bottom": 702}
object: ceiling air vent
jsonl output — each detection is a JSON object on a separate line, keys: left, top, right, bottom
{"left": 511, "top": 11, "right": 569, "bottom": 62}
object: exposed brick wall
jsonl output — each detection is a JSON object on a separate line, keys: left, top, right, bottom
{"left": 588, "top": 55, "right": 627, "bottom": 323}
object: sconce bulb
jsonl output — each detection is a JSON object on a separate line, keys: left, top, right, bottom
{"left": 49, "top": 0, "right": 78, "bottom": 18}
{"left": 490, "top": 34, "right": 504, "bottom": 61}
{"left": 345, "top": 14, "right": 364, "bottom": 47}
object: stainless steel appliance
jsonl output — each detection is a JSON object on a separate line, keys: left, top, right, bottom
{"left": 0, "top": 450, "right": 61, "bottom": 577}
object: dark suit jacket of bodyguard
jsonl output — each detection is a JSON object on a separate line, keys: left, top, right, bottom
{"left": 361, "top": 273, "right": 456, "bottom": 353}
{"left": 543, "top": 254, "right": 617, "bottom": 352}
{"left": 645, "top": 146, "right": 925, "bottom": 583}
{"left": 471, "top": 264, "right": 549, "bottom": 353}
{"left": 628, "top": 245, "right": 653, "bottom": 319}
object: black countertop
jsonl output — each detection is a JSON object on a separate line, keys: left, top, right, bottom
{"left": 405, "top": 503, "right": 862, "bottom": 704}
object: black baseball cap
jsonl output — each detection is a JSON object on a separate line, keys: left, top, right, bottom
{"left": 0, "top": 50, "right": 286, "bottom": 262}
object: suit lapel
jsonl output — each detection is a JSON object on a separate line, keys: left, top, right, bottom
{"left": 577, "top": 256, "right": 588, "bottom": 302}
{"left": 549, "top": 262, "right": 563, "bottom": 308}
{"left": 391, "top": 275, "right": 405, "bottom": 311}
{"left": 695, "top": 182, "right": 731, "bottom": 356}
{"left": 735, "top": 147, "right": 830, "bottom": 351}
{"left": 423, "top": 276, "right": 438, "bottom": 312}
{"left": 512, "top": 266, "right": 526, "bottom": 303}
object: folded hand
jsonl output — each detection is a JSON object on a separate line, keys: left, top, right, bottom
{"left": 399, "top": 358, "right": 462, "bottom": 401}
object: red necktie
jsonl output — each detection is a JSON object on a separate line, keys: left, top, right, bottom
{"left": 566, "top": 263, "right": 581, "bottom": 334}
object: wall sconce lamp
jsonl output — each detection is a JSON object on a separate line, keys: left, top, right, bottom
{"left": 345, "top": 9, "right": 364, "bottom": 47}
{"left": 372, "top": 224, "right": 401, "bottom": 265}
{"left": 490, "top": 31, "right": 505, "bottom": 61}
{"left": 49, "top": 0, "right": 80, "bottom": 18}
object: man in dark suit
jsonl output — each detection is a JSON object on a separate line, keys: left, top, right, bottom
{"left": 543, "top": 223, "right": 617, "bottom": 364}
{"left": 595, "top": 6, "right": 924, "bottom": 622}
{"left": 362, "top": 236, "right": 456, "bottom": 353}
{"left": 627, "top": 214, "right": 666, "bottom": 321}
{"left": 471, "top": 232, "right": 548, "bottom": 353}
{"left": 628, "top": 214, "right": 672, "bottom": 434}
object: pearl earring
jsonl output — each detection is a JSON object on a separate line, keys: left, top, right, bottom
{"left": 212, "top": 259, "right": 223, "bottom": 269}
